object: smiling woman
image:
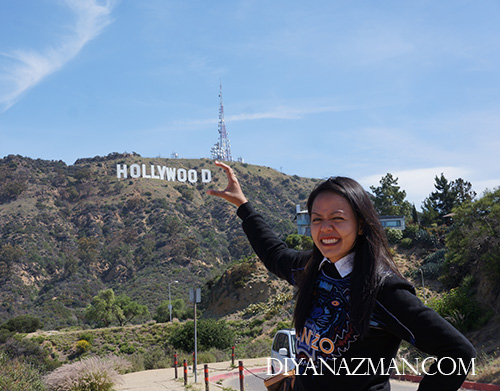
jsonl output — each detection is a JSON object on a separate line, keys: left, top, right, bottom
{"left": 208, "top": 161, "right": 476, "bottom": 391}
{"left": 309, "top": 191, "right": 361, "bottom": 263}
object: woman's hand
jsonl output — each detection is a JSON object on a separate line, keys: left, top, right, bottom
{"left": 207, "top": 161, "right": 248, "bottom": 207}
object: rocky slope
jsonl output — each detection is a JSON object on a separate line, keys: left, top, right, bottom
{"left": 0, "top": 153, "right": 318, "bottom": 328}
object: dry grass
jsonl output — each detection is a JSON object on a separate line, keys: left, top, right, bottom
{"left": 44, "top": 355, "right": 131, "bottom": 391}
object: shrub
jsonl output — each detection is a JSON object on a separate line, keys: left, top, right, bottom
{"left": 0, "top": 328, "right": 15, "bottom": 343}
{"left": 0, "top": 352, "right": 46, "bottom": 391}
{"left": 197, "top": 351, "right": 217, "bottom": 364}
{"left": 273, "top": 320, "right": 293, "bottom": 334}
{"left": 78, "top": 333, "right": 95, "bottom": 344}
{"left": 76, "top": 340, "right": 91, "bottom": 355}
{"left": 423, "top": 248, "right": 446, "bottom": 265}
{"left": 420, "top": 249, "right": 446, "bottom": 279}
{"left": 142, "top": 347, "right": 170, "bottom": 370}
{"left": 385, "top": 228, "right": 403, "bottom": 244}
{"left": 169, "top": 319, "right": 234, "bottom": 352}
{"left": 0, "top": 336, "right": 58, "bottom": 371}
{"left": 236, "top": 338, "right": 272, "bottom": 359}
{"left": 44, "top": 355, "right": 131, "bottom": 391}
{"left": 119, "top": 343, "right": 136, "bottom": 354}
{"left": 420, "top": 262, "right": 442, "bottom": 280}
{"left": 403, "top": 224, "right": 419, "bottom": 240}
{"left": 428, "top": 277, "right": 492, "bottom": 332}
{"left": 231, "top": 258, "right": 257, "bottom": 288}
{"left": 414, "top": 229, "right": 439, "bottom": 248}
{"left": 400, "top": 238, "right": 413, "bottom": 249}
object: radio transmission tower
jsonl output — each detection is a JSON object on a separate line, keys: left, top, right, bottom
{"left": 211, "top": 82, "right": 232, "bottom": 161}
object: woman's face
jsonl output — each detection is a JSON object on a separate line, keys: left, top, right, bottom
{"left": 310, "top": 191, "right": 361, "bottom": 263}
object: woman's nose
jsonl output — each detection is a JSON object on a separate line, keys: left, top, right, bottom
{"left": 320, "top": 220, "right": 334, "bottom": 231}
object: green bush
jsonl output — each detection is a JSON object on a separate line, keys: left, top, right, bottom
{"left": 385, "top": 228, "right": 403, "bottom": 244}
{"left": 414, "top": 229, "right": 439, "bottom": 248}
{"left": 420, "top": 249, "right": 446, "bottom": 279}
{"left": 428, "top": 277, "right": 492, "bottom": 332}
{"left": 273, "top": 320, "right": 293, "bottom": 335}
{"left": 0, "top": 352, "right": 46, "bottom": 391}
{"left": 400, "top": 237, "right": 413, "bottom": 249}
{"left": 1, "top": 314, "right": 42, "bottom": 333}
{"left": 231, "top": 258, "right": 257, "bottom": 288}
{"left": 403, "top": 224, "right": 420, "bottom": 240}
{"left": 0, "top": 337, "right": 58, "bottom": 372}
{"left": 78, "top": 332, "right": 95, "bottom": 344}
{"left": 169, "top": 319, "right": 234, "bottom": 352}
{"left": 423, "top": 248, "right": 446, "bottom": 265}
{"left": 119, "top": 343, "right": 136, "bottom": 354}
{"left": 197, "top": 351, "right": 217, "bottom": 364}
{"left": 76, "top": 340, "right": 91, "bottom": 354}
{"left": 235, "top": 337, "right": 272, "bottom": 359}
{"left": 0, "top": 328, "right": 15, "bottom": 343}
{"left": 285, "top": 234, "right": 313, "bottom": 250}
{"left": 142, "top": 347, "right": 170, "bottom": 370}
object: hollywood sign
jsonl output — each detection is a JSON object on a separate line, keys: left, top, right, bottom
{"left": 116, "top": 164, "right": 212, "bottom": 184}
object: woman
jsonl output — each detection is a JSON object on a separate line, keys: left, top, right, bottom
{"left": 208, "top": 161, "right": 475, "bottom": 391}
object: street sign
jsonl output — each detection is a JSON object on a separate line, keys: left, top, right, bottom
{"left": 189, "top": 288, "right": 201, "bottom": 303}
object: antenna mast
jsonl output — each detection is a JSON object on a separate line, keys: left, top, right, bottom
{"left": 211, "top": 81, "right": 232, "bottom": 161}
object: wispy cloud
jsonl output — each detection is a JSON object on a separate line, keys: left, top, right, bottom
{"left": 173, "top": 104, "right": 353, "bottom": 128}
{"left": 0, "top": 0, "right": 115, "bottom": 112}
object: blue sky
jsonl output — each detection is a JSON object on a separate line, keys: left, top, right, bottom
{"left": 1, "top": 0, "right": 499, "bottom": 207}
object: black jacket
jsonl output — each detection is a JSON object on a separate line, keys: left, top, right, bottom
{"left": 237, "top": 202, "right": 476, "bottom": 391}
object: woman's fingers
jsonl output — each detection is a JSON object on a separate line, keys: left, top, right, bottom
{"left": 207, "top": 161, "right": 248, "bottom": 207}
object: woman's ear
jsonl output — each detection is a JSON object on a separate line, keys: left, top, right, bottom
{"left": 358, "top": 221, "right": 364, "bottom": 235}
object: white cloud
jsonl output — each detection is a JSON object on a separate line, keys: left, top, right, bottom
{"left": 0, "top": 0, "right": 115, "bottom": 111}
{"left": 359, "top": 166, "right": 473, "bottom": 209}
{"left": 173, "top": 104, "right": 352, "bottom": 127}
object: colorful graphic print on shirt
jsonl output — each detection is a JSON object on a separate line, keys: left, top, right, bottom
{"left": 296, "top": 272, "right": 359, "bottom": 370}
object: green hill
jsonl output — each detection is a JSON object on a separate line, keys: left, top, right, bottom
{"left": 0, "top": 153, "right": 319, "bottom": 329}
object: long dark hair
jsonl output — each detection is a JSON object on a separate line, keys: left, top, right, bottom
{"left": 293, "top": 176, "right": 402, "bottom": 338}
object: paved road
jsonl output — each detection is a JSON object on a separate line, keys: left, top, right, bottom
{"left": 222, "top": 373, "right": 419, "bottom": 390}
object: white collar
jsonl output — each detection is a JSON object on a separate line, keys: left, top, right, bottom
{"left": 318, "top": 253, "right": 354, "bottom": 278}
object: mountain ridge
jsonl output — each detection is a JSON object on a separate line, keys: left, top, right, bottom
{"left": 0, "top": 153, "right": 319, "bottom": 328}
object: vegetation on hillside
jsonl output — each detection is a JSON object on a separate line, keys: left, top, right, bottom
{"left": 0, "top": 153, "right": 317, "bottom": 329}
{"left": 0, "top": 154, "right": 499, "bottom": 387}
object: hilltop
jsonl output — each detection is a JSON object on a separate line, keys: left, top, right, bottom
{"left": 0, "top": 153, "right": 318, "bottom": 328}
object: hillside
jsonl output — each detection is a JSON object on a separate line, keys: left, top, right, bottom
{"left": 0, "top": 153, "right": 319, "bottom": 329}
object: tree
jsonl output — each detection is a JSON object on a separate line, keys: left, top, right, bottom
{"left": 411, "top": 204, "right": 419, "bottom": 225}
{"left": 451, "top": 178, "right": 476, "bottom": 204}
{"left": 0, "top": 244, "right": 24, "bottom": 279}
{"left": 285, "top": 234, "right": 313, "bottom": 250}
{"left": 155, "top": 299, "right": 190, "bottom": 323}
{"left": 84, "top": 289, "right": 123, "bottom": 327}
{"left": 444, "top": 187, "right": 500, "bottom": 294}
{"left": 169, "top": 319, "right": 234, "bottom": 352}
{"left": 115, "top": 294, "right": 149, "bottom": 326}
{"left": 370, "top": 173, "right": 412, "bottom": 218}
{"left": 1, "top": 315, "right": 42, "bottom": 333}
{"left": 421, "top": 174, "right": 476, "bottom": 226}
